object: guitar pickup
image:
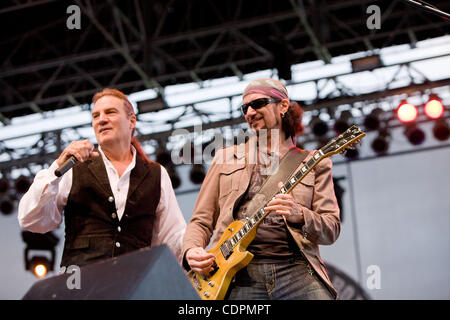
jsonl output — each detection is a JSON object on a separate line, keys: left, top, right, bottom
{"left": 209, "top": 261, "right": 219, "bottom": 276}
{"left": 220, "top": 247, "right": 233, "bottom": 260}
{"left": 220, "top": 243, "right": 233, "bottom": 260}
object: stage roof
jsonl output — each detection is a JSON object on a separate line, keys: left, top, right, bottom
{"left": 1, "top": 0, "right": 449, "bottom": 121}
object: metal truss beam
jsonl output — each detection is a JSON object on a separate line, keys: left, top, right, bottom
{"left": 1, "top": 72, "right": 449, "bottom": 173}
{"left": 2, "top": 0, "right": 449, "bottom": 120}
{"left": 0, "top": 0, "right": 59, "bottom": 15}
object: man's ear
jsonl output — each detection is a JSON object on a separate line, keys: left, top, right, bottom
{"left": 130, "top": 113, "right": 136, "bottom": 130}
{"left": 280, "top": 99, "right": 290, "bottom": 115}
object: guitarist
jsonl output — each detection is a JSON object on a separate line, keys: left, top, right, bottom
{"left": 183, "top": 78, "right": 340, "bottom": 299}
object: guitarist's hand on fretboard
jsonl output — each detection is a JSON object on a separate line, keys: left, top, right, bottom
{"left": 186, "top": 247, "right": 216, "bottom": 275}
{"left": 263, "top": 181, "right": 305, "bottom": 224}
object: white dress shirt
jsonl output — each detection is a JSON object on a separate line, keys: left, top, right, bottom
{"left": 18, "top": 146, "right": 186, "bottom": 262}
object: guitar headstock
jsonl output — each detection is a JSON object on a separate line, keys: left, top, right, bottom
{"left": 320, "top": 125, "right": 366, "bottom": 157}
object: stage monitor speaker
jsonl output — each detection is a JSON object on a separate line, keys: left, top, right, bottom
{"left": 22, "top": 245, "right": 200, "bottom": 300}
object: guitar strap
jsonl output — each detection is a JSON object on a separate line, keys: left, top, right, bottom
{"left": 244, "top": 148, "right": 309, "bottom": 215}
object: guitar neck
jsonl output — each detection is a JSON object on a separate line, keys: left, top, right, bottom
{"left": 220, "top": 149, "right": 326, "bottom": 253}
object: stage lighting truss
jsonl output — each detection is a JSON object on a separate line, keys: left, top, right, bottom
{"left": 1, "top": 78, "right": 449, "bottom": 182}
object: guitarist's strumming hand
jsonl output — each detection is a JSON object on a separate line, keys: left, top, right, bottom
{"left": 186, "top": 247, "right": 216, "bottom": 275}
{"left": 263, "top": 182, "right": 305, "bottom": 224}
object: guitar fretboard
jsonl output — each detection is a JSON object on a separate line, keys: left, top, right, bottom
{"left": 220, "top": 150, "right": 324, "bottom": 259}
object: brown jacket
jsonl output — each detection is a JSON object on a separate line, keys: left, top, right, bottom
{"left": 182, "top": 139, "right": 341, "bottom": 298}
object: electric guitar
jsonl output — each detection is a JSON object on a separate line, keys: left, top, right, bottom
{"left": 187, "top": 125, "right": 366, "bottom": 300}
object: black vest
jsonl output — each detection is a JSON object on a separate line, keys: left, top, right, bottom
{"left": 60, "top": 153, "right": 161, "bottom": 267}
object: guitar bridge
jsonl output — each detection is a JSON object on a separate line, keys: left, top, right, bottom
{"left": 191, "top": 272, "right": 202, "bottom": 291}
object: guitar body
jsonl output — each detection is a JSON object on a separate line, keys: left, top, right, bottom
{"left": 188, "top": 220, "right": 256, "bottom": 300}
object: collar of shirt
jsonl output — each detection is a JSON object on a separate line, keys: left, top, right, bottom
{"left": 257, "top": 138, "right": 296, "bottom": 168}
{"left": 97, "top": 145, "right": 137, "bottom": 221}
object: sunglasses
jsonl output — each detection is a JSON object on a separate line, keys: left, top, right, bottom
{"left": 240, "top": 98, "right": 281, "bottom": 115}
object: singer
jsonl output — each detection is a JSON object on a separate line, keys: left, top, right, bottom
{"left": 18, "top": 89, "right": 186, "bottom": 267}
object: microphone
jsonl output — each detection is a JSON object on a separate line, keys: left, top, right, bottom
{"left": 54, "top": 156, "right": 78, "bottom": 177}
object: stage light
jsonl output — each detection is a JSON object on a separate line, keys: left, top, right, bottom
{"left": 156, "top": 148, "right": 181, "bottom": 189}
{"left": 34, "top": 264, "right": 47, "bottom": 278}
{"left": 28, "top": 256, "right": 51, "bottom": 279}
{"left": 189, "top": 164, "right": 206, "bottom": 184}
{"left": 363, "top": 108, "right": 383, "bottom": 131}
{"left": 0, "top": 178, "right": 10, "bottom": 194}
{"left": 0, "top": 199, "right": 14, "bottom": 215}
{"left": 310, "top": 116, "right": 329, "bottom": 137}
{"left": 405, "top": 124, "right": 425, "bottom": 145}
{"left": 344, "top": 147, "right": 359, "bottom": 160}
{"left": 433, "top": 119, "right": 450, "bottom": 141}
{"left": 424, "top": 97, "right": 444, "bottom": 119}
{"left": 166, "top": 166, "right": 181, "bottom": 189}
{"left": 397, "top": 101, "right": 418, "bottom": 123}
{"left": 156, "top": 150, "right": 172, "bottom": 166}
{"left": 14, "top": 175, "right": 31, "bottom": 194}
{"left": 334, "top": 110, "right": 353, "bottom": 135}
{"left": 371, "top": 130, "right": 390, "bottom": 155}
{"left": 22, "top": 231, "right": 58, "bottom": 278}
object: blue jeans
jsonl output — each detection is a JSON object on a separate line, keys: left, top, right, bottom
{"left": 226, "top": 257, "right": 334, "bottom": 300}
